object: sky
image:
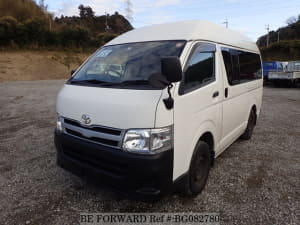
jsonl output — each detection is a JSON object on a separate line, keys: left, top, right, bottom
{"left": 45, "top": 0, "right": 300, "bottom": 41}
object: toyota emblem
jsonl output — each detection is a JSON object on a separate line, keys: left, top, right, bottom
{"left": 81, "top": 114, "right": 91, "bottom": 125}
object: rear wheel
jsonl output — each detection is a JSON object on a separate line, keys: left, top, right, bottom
{"left": 183, "top": 141, "right": 212, "bottom": 196}
{"left": 240, "top": 109, "right": 256, "bottom": 140}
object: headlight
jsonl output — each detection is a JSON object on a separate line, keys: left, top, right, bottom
{"left": 122, "top": 126, "right": 173, "bottom": 154}
{"left": 56, "top": 114, "right": 63, "bottom": 132}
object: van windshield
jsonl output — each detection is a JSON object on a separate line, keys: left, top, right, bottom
{"left": 69, "top": 40, "right": 186, "bottom": 88}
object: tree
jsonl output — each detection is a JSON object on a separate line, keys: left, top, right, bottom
{"left": 286, "top": 16, "right": 297, "bottom": 26}
{"left": 78, "top": 5, "right": 95, "bottom": 18}
{"left": 0, "top": 16, "right": 18, "bottom": 45}
{"left": 39, "top": 0, "right": 48, "bottom": 11}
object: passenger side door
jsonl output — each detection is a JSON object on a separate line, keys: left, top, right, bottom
{"left": 220, "top": 47, "right": 250, "bottom": 150}
{"left": 173, "top": 42, "right": 223, "bottom": 179}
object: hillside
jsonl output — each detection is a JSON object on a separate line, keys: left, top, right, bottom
{"left": 0, "top": 0, "right": 48, "bottom": 21}
{"left": 0, "top": 0, "right": 133, "bottom": 49}
{"left": 259, "top": 40, "right": 300, "bottom": 61}
{"left": 0, "top": 51, "right": 90, "bottom": 82}
{"left": 257, "top": 16, "right": 300, "bottom": 61}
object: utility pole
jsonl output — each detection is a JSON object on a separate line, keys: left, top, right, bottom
{"left": 105, "top": 12, "right": 110, "bottom": 31}
{"left": 125, "top": 0, "right": 133, "bottom": 23}
{"left": 48, "top": 14, "right": 52, "bottom": 31}
{"left": 277, "top": 30, "right": 280, "bottom": 43}
{"left": 266, "top": 24, "right": 270, "bottom": 47}
{"left": 223, "top": 18, "right": 228, "bottom": 28}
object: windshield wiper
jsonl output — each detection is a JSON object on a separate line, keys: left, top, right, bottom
{"left": 100, "top": 80, "right": 149, "bottom": 87}
{"left": 121, "top": 80, "right": 149, "bottom": 85}
{"left": 70, "top": 79, "right": 113, "bottom": 84}
{"left": 70, "top": 79, "right": 151, "bottom": 87}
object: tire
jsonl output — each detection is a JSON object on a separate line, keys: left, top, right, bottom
{"left": 240, "top": 109, "right": 256, "bottom": 140}
{"left": 183, "top": 141, "right": 212, "bottom": 196}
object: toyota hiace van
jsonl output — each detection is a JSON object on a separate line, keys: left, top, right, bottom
{"left": 55, "top": 20, "right": 263, "bottom": 198}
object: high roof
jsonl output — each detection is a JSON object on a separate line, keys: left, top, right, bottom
{"left": 106, "top": 20, "right": 258, "bottom": 52}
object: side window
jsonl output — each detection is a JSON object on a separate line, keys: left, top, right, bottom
{"left": 222, "top": 47, "right": 262, "bottom": 85}
{"left": 239, "top": 51, "right": 262, "bottom": 82}
{"left": 221, "top": 48, "right": 239, "bottom": 85}
{"left": 181, "top": 43, "right": 215, "bottom": 93}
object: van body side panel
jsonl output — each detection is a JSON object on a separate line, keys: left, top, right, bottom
{"left": 247, "top": 81, "right": 263, "bottom": 117}
{"left": 172, "top": 41, "right": 223, "bottom": 180}
{"left": 220, "top": 82, "right": 251, "bottom": 150}
{"left": 173, "top": 86, "right": 222, "bottom": 179}
{"left": 218, "top": 45, "right": 263, "bottom": 154}
{"left": 218, "top": 80, "right": 263, "bottom": 155}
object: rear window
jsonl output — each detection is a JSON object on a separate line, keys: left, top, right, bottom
{"left": 239, "top": 51, "right": 262, "bottom": 83}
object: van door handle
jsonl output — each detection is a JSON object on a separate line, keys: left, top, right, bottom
{"left": 225, "top": 88, "right": 228, "bottom": 98}
{"left": 212, "top": 91, "right": 219, "bottom": 98}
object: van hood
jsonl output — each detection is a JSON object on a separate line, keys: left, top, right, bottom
{"left": 56, "top": 84, "right": 163, "bottom": 129}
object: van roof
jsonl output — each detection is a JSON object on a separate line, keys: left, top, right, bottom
{"left": 106, "top": 20, "right": 259, "bottom": 52}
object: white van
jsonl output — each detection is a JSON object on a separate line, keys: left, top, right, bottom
{"left": 55, "top": 20, "right": 263, "bottom": 199}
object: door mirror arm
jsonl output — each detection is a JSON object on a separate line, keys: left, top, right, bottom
{"left": 163, "top": 84, "right": 174, "bottom": 110}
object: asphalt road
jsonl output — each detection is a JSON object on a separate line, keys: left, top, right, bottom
{"left": 0, "top": 80, "right": 299, "bottom": 225}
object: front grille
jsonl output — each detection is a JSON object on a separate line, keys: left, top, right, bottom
{"left": 62, "top": 143, "right": 127, "bottom": 178}
{"left": 64, "top": 119, "right": 121, "bottom": 135}
{"left": 62, "top": 117, "right": 124, "bottom": 148}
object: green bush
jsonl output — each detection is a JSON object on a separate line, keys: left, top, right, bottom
{"left": 96, "top": 32, "right": 118, "bottom": 46}
{"left": 0, "top": 16, "right": 18, "bottom": 45}
{"left": 58, "top": 27, "right": 90, "bottom": 47}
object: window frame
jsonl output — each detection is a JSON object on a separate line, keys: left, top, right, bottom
{"left": 179, "top": 42, "right": 217, "bottom": 95}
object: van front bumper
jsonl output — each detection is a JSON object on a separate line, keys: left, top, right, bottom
{"left": 54, "top": 130, "right": 174, "bottom": 199}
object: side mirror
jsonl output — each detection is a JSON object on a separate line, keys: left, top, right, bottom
{"left": 71, "top": 69, "right": 76, "bottom": 76}
{"left": 161, "top": 57, "right": 182, "bottom": 83}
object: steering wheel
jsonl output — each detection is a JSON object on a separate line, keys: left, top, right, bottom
{"left": 106, "top": 68, "right": 122, "bottom": 77}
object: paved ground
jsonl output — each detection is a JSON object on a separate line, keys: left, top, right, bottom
{"left": 0, "top": 80, "right": 299, "bottom": 225}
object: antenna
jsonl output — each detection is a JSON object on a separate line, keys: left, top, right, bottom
{"left": 223, "top": 18, "right": 228, "bottom": 28}
{"left": 125, "top": 0, "right": 133, "bottom": 23}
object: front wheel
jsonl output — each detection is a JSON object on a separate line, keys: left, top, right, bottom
{"left": 183, "top": 141, "right": 212, "bottom": 196}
